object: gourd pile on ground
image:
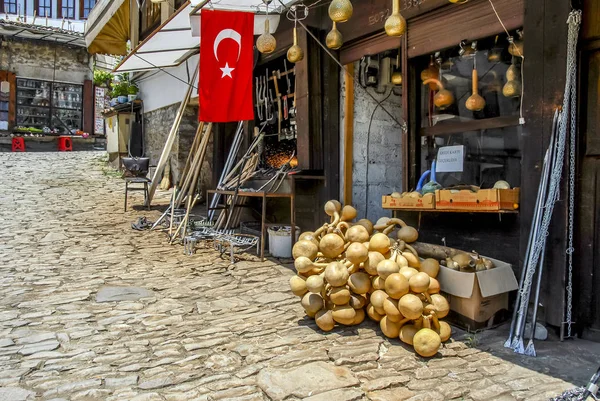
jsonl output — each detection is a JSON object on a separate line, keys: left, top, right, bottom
{"left": 289, "top": 200, "right": 452, "bottom": 358}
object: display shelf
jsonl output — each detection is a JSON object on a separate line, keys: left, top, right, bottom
{"left": 420, "top": 116, "right": 521, "bottom": 137}
{"left": 391, "top": 208, "right": 518, "bottom": 213}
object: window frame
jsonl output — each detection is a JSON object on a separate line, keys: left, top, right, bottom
{"left": 58, "top": 0, "right": 75, "bottom": 19}
{"left": 79, "top": 0, "right": 95, "bottom": 19}
{"left": 1, "top": 0, "right": 18, "bottom": 14}
{"left": 34, "top": 0, "right": 52, "bottom": 17}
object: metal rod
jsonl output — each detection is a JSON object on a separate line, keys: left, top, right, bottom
{"left": 512, "top": 110, "right": 559, "bottom": 352}
{"left": 523, "top": 235, "right": 548, "bottom": 356}
{"left": 505, "top": 109, "right": 559, "bottom": 348}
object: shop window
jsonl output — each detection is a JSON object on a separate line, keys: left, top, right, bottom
{"left": 35, "top": 0, "right": 52, "bottom": 17}
{"left": 80, "top": 0, "right": 95, "bottom": 19}
{"left": 416, "top": 32, "right": 523, "bottom": 190}
{"left": 1, "top": 0, "right": 18, "bottom": 14}
{"left": 141, "top": 1, "right": 161, "bottom": 39}
{"left": 59, "top": 0, "right": 75, "bottom": 18}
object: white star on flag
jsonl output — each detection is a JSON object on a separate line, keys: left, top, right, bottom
{"left": 220, "top": 62, "right": 235, "bottom": 78}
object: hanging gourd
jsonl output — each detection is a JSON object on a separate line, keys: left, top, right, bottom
{"left": 256, "top": 4, "right": 276, "bottom": 55}
{"left": 465, "top": 57, "right": 485, "bottom": 112}
{"left": 488, "top": 36, "right": 502, "bottom": 62}
{"left": 422, "top": 79, "right": 454, "bottom": 109}
{"left": 391, "top": 51, "right": 402, "bottom": 85}
{"left": 326, "top": 22, "right": 343, "bottom": 50}
{"left": 503, "top": 60, "right": 522, "bottom": 98}
{"left": 287, "top": 26, "right": 304, "bottom": 63}
{"left": 508, "top": 31, "right": 524, "bottom": 57}
{"left": 448, "top": 0, "right": 469, "bottom": 3}
{"left": 420, "top": 56, "right": 439, "bottom": 90}
{"left": 328, "top": 0, "right": 353, "bottom": 23}
{"left": 385, "top": 0, "right": 406, "bottom": 37}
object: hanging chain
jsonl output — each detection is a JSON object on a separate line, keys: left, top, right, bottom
{"left": 566, "top": 10, "right": 582, "bottom": 338}
{"left": 517, "top": 10, "right": 581, "bottom": 319}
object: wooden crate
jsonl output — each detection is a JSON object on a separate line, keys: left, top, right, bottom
{"left": 382, "top": 193, "right": 435, "bottom": 210}
{"left": 435, "top": 188, "right": 520, "bottom": 211}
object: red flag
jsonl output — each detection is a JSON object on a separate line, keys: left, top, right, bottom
{"left": 199, "top": 10, "right": 254, "bottom": 122}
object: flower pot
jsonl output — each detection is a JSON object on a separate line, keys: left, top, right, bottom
{"left": 118, "top": 96, "right": 128, "bottom": 104}
{"left": 128, "top": 94, "right": 138, "bottom": 102}
{"left": 110, "top": 98, "right": 118, "bottom": 107}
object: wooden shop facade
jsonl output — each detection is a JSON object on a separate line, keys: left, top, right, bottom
{"left": 84, "top": 0, "right": 600, "bottom": 339}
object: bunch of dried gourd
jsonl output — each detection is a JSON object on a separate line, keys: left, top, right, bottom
{"left": 289, "top": 200, "right": 452, "bottom": 358}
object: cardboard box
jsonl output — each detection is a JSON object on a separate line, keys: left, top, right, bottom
{"left": 382, "top": 194, "right": 435, "bottom": 210}
{"left": 435, "top": 188, "right": 520, "bottom": 211}
{"left": 437, "top": 258, "right": 519, "bottom": 331}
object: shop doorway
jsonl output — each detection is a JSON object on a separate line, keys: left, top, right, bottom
{"left": 575, "top": 46, "right": 600, "bottom": 340}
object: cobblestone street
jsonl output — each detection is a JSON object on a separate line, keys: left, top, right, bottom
{"left": 0, "top": 151, "right": 597, "bottom": 401}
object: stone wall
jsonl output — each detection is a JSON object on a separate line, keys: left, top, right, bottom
{"left": 0, "top": 37, "right": 92, "bottom": 83}
{"left": 340, "top": 61, "right": 404, "bottom": 222}
{"left": 143, "top": 103, "right": 212, "bottom": 196}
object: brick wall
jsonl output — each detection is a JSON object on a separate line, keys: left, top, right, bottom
{"left": 340, "top": 61, "right": 404, "bottom": 222}
{"left": 0, "top": 37, "right": 91, "bottom": 83}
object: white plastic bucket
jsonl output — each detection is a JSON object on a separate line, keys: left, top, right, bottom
{"left": 267, "top": 225, "right": 300, "bottom": 258}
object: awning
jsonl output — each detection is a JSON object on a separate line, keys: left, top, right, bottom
{"left": 84, "top": 0, "right": 130, "bottom": 55}
{"left": 0, "top": 18, "right": 86, "bottom": 47}
{"left": 114, "top": 0, "right": 292, "bottom": 73}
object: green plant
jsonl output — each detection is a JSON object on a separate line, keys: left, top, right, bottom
{"left": 110, "top": 81, "right": 129, "bottom": 97}
{"left": 127, "top": 83, "right": 139, "bottom": 95}
{"left": 464, "top": 333, "right": 479, "bottom": 348}
{"left": 93, "top": 69, "right": 113, "bottom": 87}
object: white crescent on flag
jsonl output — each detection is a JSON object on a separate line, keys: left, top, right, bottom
{"left": 213, "top": 29, "right": 242, "bottom": 62}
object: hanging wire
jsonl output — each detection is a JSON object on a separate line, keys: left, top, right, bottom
{"left": 488, "top": 0, "right": 525, "bottom": 122}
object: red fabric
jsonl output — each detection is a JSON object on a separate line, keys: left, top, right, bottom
{"left": 199, "top": 10, "right": 254, "bottom": 122}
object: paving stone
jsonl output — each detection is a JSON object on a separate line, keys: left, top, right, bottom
{"left": 361, "top": 375, "right": 410, "bottom": 391}
{"left": 18, "top": 340, "right": 60, "bottom": 355}
{"left": 257, "top": 361, "right": 359, "bottom": 400}
{"left": 0, "top": 387, "right": 36, "bottom": 401}
{"left": 96, "top": 286, "right": 155, "bottom": 303}
{"left": 105, "top": 375, "right": 139, "bottom": 388}
{"left": 367, "top": 387, "right": 416, "bottom": 401}
{"left": 303, "top": 387, "right": 364, "bottom": 401}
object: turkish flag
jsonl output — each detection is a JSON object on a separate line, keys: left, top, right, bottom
{"left": 199, "top": 10, "right": 254, "bottom": 122}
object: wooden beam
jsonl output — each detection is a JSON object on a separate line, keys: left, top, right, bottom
{"left": 343, "top": 63, "right": 354, "bottom": 206}
{"left": 147, "top": 64, "right": 198, "bottom": 206}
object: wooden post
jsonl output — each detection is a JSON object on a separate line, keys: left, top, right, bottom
{"left": 343, "top": 63, "right": 354, "bottom": 206}
{"left": 147, "top": 64, "right": 198, "bottom": 206}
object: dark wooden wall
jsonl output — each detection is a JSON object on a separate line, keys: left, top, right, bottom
{"left": 575, "top": 0, "right": 600, "bottom": 339}
{"left": 521, "top": 0, "right": 571, "bottom": 327}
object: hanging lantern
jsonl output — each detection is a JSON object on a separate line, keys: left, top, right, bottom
{"left": 328, "top": 0, "right": 353, "bottom": 23}
{"left": 326, "top": 22, "right": 343, "bottom": 50}
{"left": 257, "top": 19, "right": 276, "bottom": 54}
{"left": 287, "top": 26, "right": 304, "bottom": 63}
{"left": 384, "top": 0, "right": 406, "bottom": 37}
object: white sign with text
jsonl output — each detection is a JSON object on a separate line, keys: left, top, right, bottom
{"left": 436, "top": 145, "right": 464, "bottom": 173}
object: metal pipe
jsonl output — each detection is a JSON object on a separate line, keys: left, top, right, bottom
{"left": 523, "top": 235, "right": 548, "bottom": 356}
{"left": 512, "top": 110, "right": 559, "bottom": 352}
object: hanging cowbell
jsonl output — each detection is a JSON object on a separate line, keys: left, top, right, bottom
{"left": 385, "top": 0, "right": 406, "bottom": 37}
{"left": 326, "top": 22, "right": 343, "bottom": 50}
{"left": 287, "top": 26, "right": 304, "bottom": 63}
{"left": 256, "top": 19, "right": 276, "bottom": 54}
{"left": 328, "top": 0, "right": 353, "bottom": 23}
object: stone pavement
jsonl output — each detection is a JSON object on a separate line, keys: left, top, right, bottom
{"left": 0, "top": 152, "right": 597, "bottom": 401}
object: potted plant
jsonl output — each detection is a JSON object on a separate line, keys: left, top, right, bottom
{"left": 115, "top": 82, "right": 129, "bottom": 104}
{"left": 127, "top": 83, "right": 139, "bottom": 102}
{"left": 93, "top": 69, "right": 113, "bottom": 88}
